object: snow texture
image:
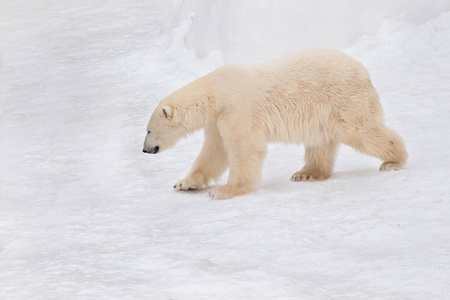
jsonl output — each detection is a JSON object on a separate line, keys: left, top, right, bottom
{"left": 1, "top": 1, "right": 450, "bottom": 299}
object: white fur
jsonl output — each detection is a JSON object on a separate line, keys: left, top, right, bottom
{"left": 144, "top": 49, "right": 408, "bottom": 199}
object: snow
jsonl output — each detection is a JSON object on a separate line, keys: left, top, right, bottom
{"left": 1, "top": 1, "right": 450, "bottom": 299}
{"left": 167, "top": 0, "right": 450, "bottom": 63}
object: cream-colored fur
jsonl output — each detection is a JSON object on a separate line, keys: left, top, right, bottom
{"left": 143, "top": 49, "right": 407, "bottom": 199}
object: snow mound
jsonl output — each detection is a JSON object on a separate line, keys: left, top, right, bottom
{"left": 166, "top": 0, "right": 450, "bottom": 63}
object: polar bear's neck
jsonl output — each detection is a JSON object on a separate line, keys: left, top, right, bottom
{"left": 168, "top": 76, "right": 217, "bottom": 133}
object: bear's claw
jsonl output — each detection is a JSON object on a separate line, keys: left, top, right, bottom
{"left": 174, "top": 176, "right": 205, "bottom": 191}
{"left": 291, "top": 171, "right": 329, "bottom": 182}
{"left": 380, "top": 162, "right": 402, "bottom": 171}
{"left": 174, "top": 182, "right": 197, "bottom": 191}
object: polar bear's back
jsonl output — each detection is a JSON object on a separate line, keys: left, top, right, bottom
{"left": 221, "top": 49, "right": 384, "bottom": 146}
{"left": 262, "top": 48, "right": 371, "bottom": 87}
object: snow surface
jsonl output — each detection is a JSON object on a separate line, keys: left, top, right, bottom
{"left": 1, "top": 1, "right": 450, "bottom": 299}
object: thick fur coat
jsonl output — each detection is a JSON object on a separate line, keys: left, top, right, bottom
{"left": 143, "top": 49, "right": 407, "bottom": 199}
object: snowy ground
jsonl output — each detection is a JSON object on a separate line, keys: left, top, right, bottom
{"left": 1, "top": 1, "right": 450, "bottom": 299}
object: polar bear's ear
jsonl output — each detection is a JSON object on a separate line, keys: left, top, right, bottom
{"left": 161, "top": 106, "right": 173, "bottom": 119}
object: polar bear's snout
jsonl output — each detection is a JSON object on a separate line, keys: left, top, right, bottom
{"left": 143, "top": 132, "right": 160, "bottom": 154}
{"left": 143, "top": 146, "right": 159, "bottom": 154}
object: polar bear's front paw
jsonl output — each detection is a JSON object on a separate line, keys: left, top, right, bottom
{"left": 380, "top": 162, "right": 402, "bottom": 171}
{"left": 291, "top": 171, "right": 329, "bottom": 182}
{"left": 174, "top": 180, "right": 197, "bottom": 191}
{"left": 174, "top": 173, "right": 207, "bottom": 191}
{"left": 208, "top": 185, "right": 250, "bottom": 200}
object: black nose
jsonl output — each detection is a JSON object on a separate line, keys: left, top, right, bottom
{"left": 143, "top": 146, "right": 159, "bottom": 154}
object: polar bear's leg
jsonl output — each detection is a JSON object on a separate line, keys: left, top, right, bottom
{"left": 343, "top": 125, "right": 407, "bottom": 171}
{"left": 174, "top": 125, "right": 228, "bottom": 191}
{"left": 208, "top": 145, "right": 266, "bottom": 199}
{"left": 291, "top": 141, "right": 338, "bottom": 182}
{"left": 208, "top": 125, "right": 267, "bottom": 199}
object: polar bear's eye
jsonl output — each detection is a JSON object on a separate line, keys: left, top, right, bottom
{"left": 147, "top": 131, "right": 151, "bottom": 134}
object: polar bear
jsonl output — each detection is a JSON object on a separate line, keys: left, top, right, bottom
{"left": 143, "top": 49, "right": 407, "bottom": 199}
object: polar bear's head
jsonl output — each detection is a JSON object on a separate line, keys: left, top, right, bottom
{"left": 143, "top": 104, "right": 188, "bottom": 154}
{"left": 143, "top": 79, "right": 214, "bottom": 154}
